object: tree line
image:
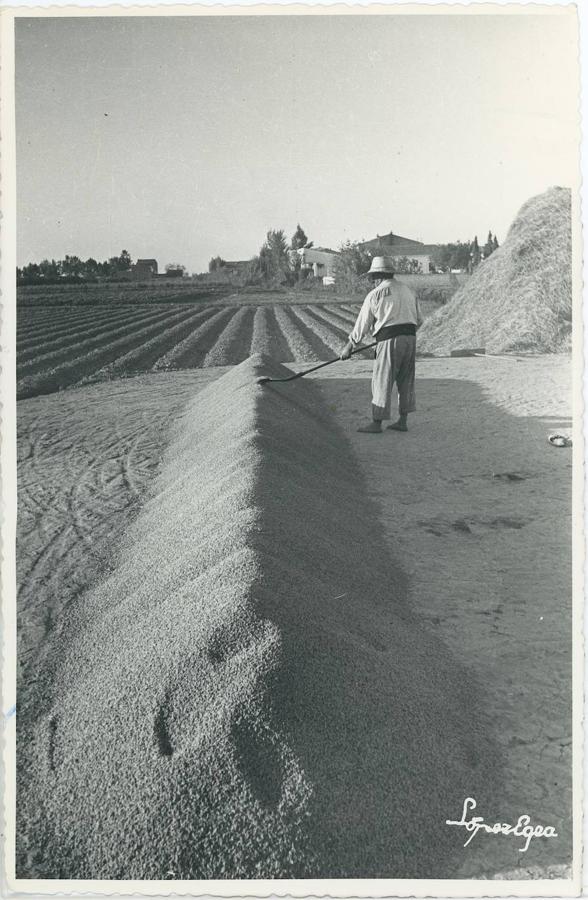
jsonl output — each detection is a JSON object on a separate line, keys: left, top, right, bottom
{"left": 431, "top": 232, "right": 499, "bottom": 273}
{"left": 17, "top": 251, "right": 187, "bottom": 285}
{"left": 18, "top": 250, "right": 133, "bottom": 284}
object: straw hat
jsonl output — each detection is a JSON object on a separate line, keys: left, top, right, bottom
{"left": 366, "top": 256, "right": 395, "bottom": 278}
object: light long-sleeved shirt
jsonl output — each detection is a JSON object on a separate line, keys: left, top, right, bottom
{"left": 349, "top": 278, "right": 422, "bottom": 345}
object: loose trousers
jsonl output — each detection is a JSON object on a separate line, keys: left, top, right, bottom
{"left": 371, "top": 335, "right": 417, "bottom": 420}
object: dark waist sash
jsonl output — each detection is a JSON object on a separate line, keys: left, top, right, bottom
{"left": 374, "top": 323, "right": 417, "bottom": 342}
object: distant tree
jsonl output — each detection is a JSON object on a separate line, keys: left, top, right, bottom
{"left": 334, "top": 240, "right": 372, "bottom": 293}
{"left": 165, "top": 263, "right": 186, "bottom": 273}
{"left": 470, "top": 236, "right": 481, "bottom": 270}
{"left": 208, "top": 256, "right": 226, "bottom": 272}
{"left": 291, "top": 224, "right": 313, "bottom": 251}
{"left": 483, "top": 231, "right": 495, "bottom": 259}
{"left": 61, "top": 254, "right": 84, "bottom": 277}
{"left": 84, "top": 257, "right": 100, "bottom": 278}
{"left": 21, "top": 262, "right": 41, "bottom": 280}
{"left": 259, "top": 229, "right": 291, "bottom": 284}
{"left": 492, "top": 234, "right": 499, "bottom": 252}
{"left": 108, "top": 249, "right": 132, "bottom": 274}
{"left": 290, "top": 224, "right": 314, "bottom": 278}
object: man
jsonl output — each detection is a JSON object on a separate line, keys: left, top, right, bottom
{"left": 340, "top": 256, "right": 422, "bottom": 434}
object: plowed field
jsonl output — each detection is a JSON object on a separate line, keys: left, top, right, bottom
{"left": 17, "top": 303, "right": 364, "bottom": 399}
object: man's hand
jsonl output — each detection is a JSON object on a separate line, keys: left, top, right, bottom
{"left": 340, "top": 340, "right": 354, "bottom": 360}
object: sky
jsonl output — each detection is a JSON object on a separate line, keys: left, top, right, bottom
{"left": 15, "top": 11, "right": 580, "bottom": 273}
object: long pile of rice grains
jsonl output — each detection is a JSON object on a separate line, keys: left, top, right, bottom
{"left": 418, "top": 186, "right": 572, "bottom": 355}
{"left": 17, "top": 355, "right": 500, "bottom": 880}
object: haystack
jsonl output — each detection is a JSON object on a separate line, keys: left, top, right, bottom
{"left": 17, "top": 355, "right": 500, "bottom": 879}
{"left": 419, "top": 186, "right": 572, "bottom": 354}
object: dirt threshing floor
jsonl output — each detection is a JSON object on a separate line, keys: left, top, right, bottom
{"left": 16, "top": 353, "right": 572, "bottom": 879}
{"left": 312, "top": 354, "right": 573, "bottom": 879}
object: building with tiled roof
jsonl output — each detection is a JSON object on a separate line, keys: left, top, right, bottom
{"left": 359, "top": 232, "right": 437, "bottom": 273}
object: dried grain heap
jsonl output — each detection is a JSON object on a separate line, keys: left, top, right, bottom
{"left": 18, "top": 355, "right": 498, "bottom": 880}
{"left": 419, "top": 186, "right": 572, "bottom": 354}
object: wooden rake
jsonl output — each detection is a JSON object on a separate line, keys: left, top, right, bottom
{"left": 256, "top": 341, "right": 378, "bottom": 385}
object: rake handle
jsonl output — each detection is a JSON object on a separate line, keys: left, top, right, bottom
{"left": 272, "top": 340, "right": 378, "bottom": 382}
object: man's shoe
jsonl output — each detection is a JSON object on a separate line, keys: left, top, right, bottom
{"left": 357, "top": 421, "right": 382, "bottom": 433}
{"left": 386, "top": 420, "right": 408, "bottom": 432}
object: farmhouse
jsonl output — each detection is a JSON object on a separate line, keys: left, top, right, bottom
{"left": 297, "top": 247, "right": 339, "bottom": 284}
{"left": 132, "top": 259, "right": 158, "bottom": 279}
{"left": 359, "top": 232, "right": 437, "bottom": 273}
